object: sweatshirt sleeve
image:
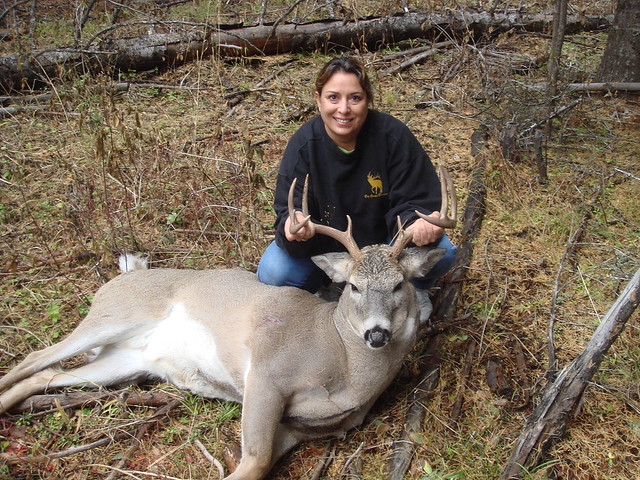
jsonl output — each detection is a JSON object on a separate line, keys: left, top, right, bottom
{"left": 384, "top": 122, "right": 442, "bottom": 236}
{"left": 272, "top": 127, "right": 328, "bottom": 257}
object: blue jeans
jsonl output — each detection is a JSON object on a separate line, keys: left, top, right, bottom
{"left": 257, "top": 235, "right": 457, "bottom": 293}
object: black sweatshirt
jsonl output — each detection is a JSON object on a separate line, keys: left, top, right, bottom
{"left": 274, "top": 109, "right": 442, "bottom": 257}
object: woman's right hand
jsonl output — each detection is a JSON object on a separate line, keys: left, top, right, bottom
{"left": 284, "top": 211, "right": 316, "bottom": 242}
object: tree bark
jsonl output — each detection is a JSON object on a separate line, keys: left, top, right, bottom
{"left": 500, "top": 267, "right": 640, "bottom": 479}
{"left": 0, "top": 11, "right": 612, "bottom": 91}
{"left": 595, "top": 0, "right": 640, "bottom": 82}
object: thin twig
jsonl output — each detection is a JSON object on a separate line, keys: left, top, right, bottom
{"left": 520, "top": 98, "right": 582, "bottom": 138}
{"left": 340, "top": 441, "right": 364, "bottom": 476}
{"left": 0, "top": 0, "right": 31, "bottom": 25}
{"left": 381, "top": 41, "right": 455, "bottom": 76}
{"left": 194, "top": 439, "right": 225, "bottom": 478}
{"left": 225, "top": 60, "right": 294, "bottom": 112}
{"left": 449, "top": 339, "right": 476, "bottom": 424}
{"left": 105, "top": 399, "right": 181, "bottom": 480}
{"left": 2, "top": 398, "right": 181, "bottom": 466}
{"left": 1, "top": 431, "right": 132, "bottom": 464}
{"left": 90, "top": 465, "right": 186, "bottom": 480}
{"left": 310, "top": 440, "right": 336, "bottom": 480}
{"left": 270, "top": 0, "right": 306, "bottom": 31}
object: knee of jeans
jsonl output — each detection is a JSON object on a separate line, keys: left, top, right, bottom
{"left": 440, "top": 243, "right": 457, "bottom": 270}
{"left": 257, "top": 255, "right": 287, "bottom": 286}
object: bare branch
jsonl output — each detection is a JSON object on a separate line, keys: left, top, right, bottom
{"left": 0, "top": 0, "right": 31, "bottom": 25}
{"left": 501, "top": 266, "right": 640, "bottom": 479}
{"left": 28, "top": 0, "right": 36, "bottom": 50}
{"left": 380, "top": 41, "right": 455, "bottom": 76}
{"left": 75, "top": 0, "right": 98, "bottom": 43}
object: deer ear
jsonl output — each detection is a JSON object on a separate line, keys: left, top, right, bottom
{"left": 311, "top": 252, "right": 353, "bottom": 283}
{"left": 398, "top": 247, "right": 447, "bottom": 279}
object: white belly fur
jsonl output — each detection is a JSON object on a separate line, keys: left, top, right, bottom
{"left": 138, "top": 302, "right": 240, "bottom": 401}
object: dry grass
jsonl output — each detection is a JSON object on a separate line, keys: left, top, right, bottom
{"left": 1, "top": 1, "right": 639, "bottom": 479}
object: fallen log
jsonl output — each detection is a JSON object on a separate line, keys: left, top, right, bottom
{"left": 385, "top": 127, "right": 490, "bottom": 479}
{"left": 0, "top": 11, "right": 612, "bottom": 91}
{"left": 431, "top": 126, "right": 490, "bottom": 324}
{"left": 564, "top": 82, "right": 640, "bottom": 92}
{"left": 500, "top": 266, "right": 640, "bottom": 479}
{"left": 9, "top": 389, "right": 179, "bottom": 414}
{"left": 386, "top": 335, "right": 444, "bottom": 480}
{"left": 528, "top": 82, "right": 640, "bottom": 93}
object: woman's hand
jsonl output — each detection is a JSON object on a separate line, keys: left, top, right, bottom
{"left": 284, "top": 211, "right": 316, "bottom": 242}
{"left": 407, "top": 213, "right": 444, "bottom": 246}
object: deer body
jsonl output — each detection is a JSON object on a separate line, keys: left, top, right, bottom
{"left": 0, "top": 246, "right": 444, "bottom": 480}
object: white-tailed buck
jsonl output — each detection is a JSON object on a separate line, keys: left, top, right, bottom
{"left": 0, "top": 169, "right": 456, "bottom": 480}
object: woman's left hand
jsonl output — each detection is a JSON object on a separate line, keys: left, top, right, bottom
{"left": 407, "top": 213, "right": 444, "bottom": 246}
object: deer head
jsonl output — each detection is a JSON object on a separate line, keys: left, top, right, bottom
{"left": 287, "top": 170, "right": 455, "bottom": 348}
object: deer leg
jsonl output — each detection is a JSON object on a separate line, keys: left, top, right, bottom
{"left": 224, "top": 375, "right": 287, "bottom": 480}
{"left": 0, "top": 339, "right": 95, "bottom": 394}
{"left": 0, "top": 346, "right": 150, "bottom": 414}
{"left": 0, "top": 317, "right": 154, "bottom": 394}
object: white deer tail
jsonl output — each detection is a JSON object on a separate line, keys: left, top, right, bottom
{"left": 118, "top": 254, "right": 149, "bottom": 273}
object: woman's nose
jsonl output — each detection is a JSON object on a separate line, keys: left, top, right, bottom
{"left": 338, "top": 98, "right": 350, "bottom": 113}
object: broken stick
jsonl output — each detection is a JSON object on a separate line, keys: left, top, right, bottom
{"left": 501, "top": 266, "right": 640, "bottom": 479}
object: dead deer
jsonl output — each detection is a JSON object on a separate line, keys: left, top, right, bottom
{"left": 0, "top": 169, "right": 456, "bottom": 480}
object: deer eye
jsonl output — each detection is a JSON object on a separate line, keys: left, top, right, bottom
{"left": 393, "top": 282, "right": 403, "bottom": 293}
{"left": 349, "top": 283, "right": 359, "bottom": 294}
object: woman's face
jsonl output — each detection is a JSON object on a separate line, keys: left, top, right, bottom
{"left": 315, "top": 71, "right": 369, "bottom": 151}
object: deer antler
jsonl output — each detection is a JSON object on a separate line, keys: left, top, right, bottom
{"left": 416, "top": 165, "right": 457, "bottom": 229}
{"left": 390, "top": 216, "right": 414, "bottom": 259}
{"left": 288, "top": 176, "right": 363, "bottom": 260}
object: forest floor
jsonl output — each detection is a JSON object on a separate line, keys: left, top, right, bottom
{"left": 1, "top": 1, "right": 639, "bottom": 479}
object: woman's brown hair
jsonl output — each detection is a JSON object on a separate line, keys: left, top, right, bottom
{"left": 314, "top": 56, "right": 374, "bottom": 106}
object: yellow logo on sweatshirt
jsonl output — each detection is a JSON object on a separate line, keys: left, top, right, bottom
{"left": 365, "top": 172, "right": 387, "bottom": 199}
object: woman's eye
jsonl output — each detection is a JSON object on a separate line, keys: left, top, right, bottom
{"left": 350, "top": 95, "right": 361, "bottom": 103}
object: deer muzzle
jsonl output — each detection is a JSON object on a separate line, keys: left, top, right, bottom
{"left": 364, "top": 326, "right": 391, "bottom": 349}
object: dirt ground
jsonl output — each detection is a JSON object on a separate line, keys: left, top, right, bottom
{"left": 1, "top": 1, "right": 639, "bottom": 480}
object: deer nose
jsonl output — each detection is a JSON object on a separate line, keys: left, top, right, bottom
{"left": 365, "top": 326, "right": 391, "bottom": 348}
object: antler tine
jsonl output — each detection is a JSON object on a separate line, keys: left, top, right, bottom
{"left": 288, "top": 176, "right": 311, "bottom": 235}
{"left": 315, "top": 217, "right": 362, "bottom": 260}
{"left": 416, "top": 165, "right": 457, "bottom": 229}
{"left": 390, "top": 216, "right": 414, "bottom": 258}
{"left": 287, "top": 176, "right": 362, "bottom": 260}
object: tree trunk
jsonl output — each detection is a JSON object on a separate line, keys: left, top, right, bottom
{"left": 595, "top": 0, "right": 640, "bottom": 82}
{"left": 0, "top": 11, "right": 612, "bottom": 92}
{"left": 544, "top": 0, "right": 567, "bottom": 138}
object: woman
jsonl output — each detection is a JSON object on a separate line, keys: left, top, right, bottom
{"left": 257, "top": 56, "right": 456, "bottom": 318}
